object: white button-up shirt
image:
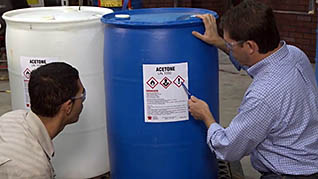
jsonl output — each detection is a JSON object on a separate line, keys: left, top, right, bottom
{"left": 0, "top": 110, "right": 55, "bottom": 178}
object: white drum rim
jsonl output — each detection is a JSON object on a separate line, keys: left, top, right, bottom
{"left": 2, "top": 6, "right": 113, "bottom": 24}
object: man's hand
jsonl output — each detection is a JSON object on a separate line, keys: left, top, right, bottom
{"left": 188, "top": 96, "right": 216, "bottom": 128}
{"left": 192, "top": 14, "right": 227, "bottom": 52}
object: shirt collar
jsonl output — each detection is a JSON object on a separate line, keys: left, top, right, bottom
{"left": 247, "top": 41, "right": 289, "bottom": 78}
{"left": 26, "top": 111, "right": 54, "bottom": 160}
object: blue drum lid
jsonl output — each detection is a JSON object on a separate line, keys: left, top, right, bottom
{"left": 101, "top": 8, "right": 218, "bottom": 27}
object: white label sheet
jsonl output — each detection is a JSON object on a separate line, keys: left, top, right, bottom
{"left": 143, "top": 62, "right": 189, "bottom": 123}
{"left": 20, "top": 56, "right": 58, "bottom": 108}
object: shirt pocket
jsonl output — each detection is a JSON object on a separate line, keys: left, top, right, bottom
{"left": 0, "top": 156, "right": 11, "bottom": 166}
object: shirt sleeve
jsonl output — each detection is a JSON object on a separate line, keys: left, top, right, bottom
{"left": 207, "top": 96, "right": 275, "bottom": 161}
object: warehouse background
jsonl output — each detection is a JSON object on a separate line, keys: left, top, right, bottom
{"left": 143, "top": 0, "right": 318, "bottom": 63}
{"left": 1, "top": 0, "right": 317, "bottom": 64}
{"left": 0, "top": 0, "right": 317, "bottom": 178}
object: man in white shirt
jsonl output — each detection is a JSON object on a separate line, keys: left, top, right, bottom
{"left": 0, "top": 62, "right": 85, "bottom": 178}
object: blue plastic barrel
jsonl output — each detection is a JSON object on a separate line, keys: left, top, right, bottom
{"left": 102, "top": 8, "right": 219, "bottom": 179}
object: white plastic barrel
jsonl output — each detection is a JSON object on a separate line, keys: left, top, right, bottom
{"left": 3, "top": 6, "right": 112, "bottom": 178}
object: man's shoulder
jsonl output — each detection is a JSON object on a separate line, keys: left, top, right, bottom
{"left": 0, "top": 110, "right": 29, "bottom": 134}
{"left": 0, "top": 110, "right": 28, "bottom": 121}
{"left": 286, "top": 44, "right": 309, "bottom": 59}
{"left": 286, "top": 44, "right": 302, "bottom": 51}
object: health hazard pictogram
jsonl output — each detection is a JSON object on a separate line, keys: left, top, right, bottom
{"left": 173, "top": 75, "right": 185, "bottom": 87}
{"left": 23, "top": 68, "right": 31, "bottom": 79}
{"left": 146, "top": 77, "right": 158, "bottom": 89}
{"left": 160, "top": 77, "right": 172, "bottom": 89}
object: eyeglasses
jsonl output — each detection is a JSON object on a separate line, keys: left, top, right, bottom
{"left": 71, "top": 88, "right": 86, "bottom": 102}
{"left": 225, "top": 40, "right": 245, "bottom": 51}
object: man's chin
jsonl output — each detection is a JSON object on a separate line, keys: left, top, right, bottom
{"left": 68, "top": 117, "right": 80, "bottom": 125}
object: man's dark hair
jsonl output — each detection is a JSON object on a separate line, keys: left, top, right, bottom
{"left": 220, "top": 0, "right": 280, "bottom": 53}
{"left": 28, "top": 62, "right": 79, "bottom": 117}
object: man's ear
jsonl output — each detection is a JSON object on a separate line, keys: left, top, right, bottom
{"left": 245, "top": 40, "right": 259, "bottom": 55}
{"left": 60, "top": 99, "right": 73, "bottom": 115}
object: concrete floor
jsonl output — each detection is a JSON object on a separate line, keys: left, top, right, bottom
{"left": 0, "top": 50, "right": 297, "bottom": 178}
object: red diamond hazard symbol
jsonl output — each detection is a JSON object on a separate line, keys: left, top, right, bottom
{"left": 173, "top": 75, "right": 185, "bottom": 87}
{"left": 146, "top": 77, "right": 158, "bottom": 89}
{"left": 160, "top": 77, "right": 172, "bottom": 89}
{"left": 23, "top": 68, "right": 31, "bottom": 79}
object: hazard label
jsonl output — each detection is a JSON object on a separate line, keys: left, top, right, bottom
{"left": 20, "top": 56, "right": 58, "bottom": 109}
{"left": 173, "top": 75, "right": 185, "bottom": 87}
{"left": 143, "top": 62, "right": 189, "bottom": 123}
{"left": 23, "top": 68, "right": 31, "bottom": 79}
{"left": 160, "top": 77, "right": 172, "bottom": 89}
{"left": 146, "top": 77, "right": 158, "bottom": 89}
